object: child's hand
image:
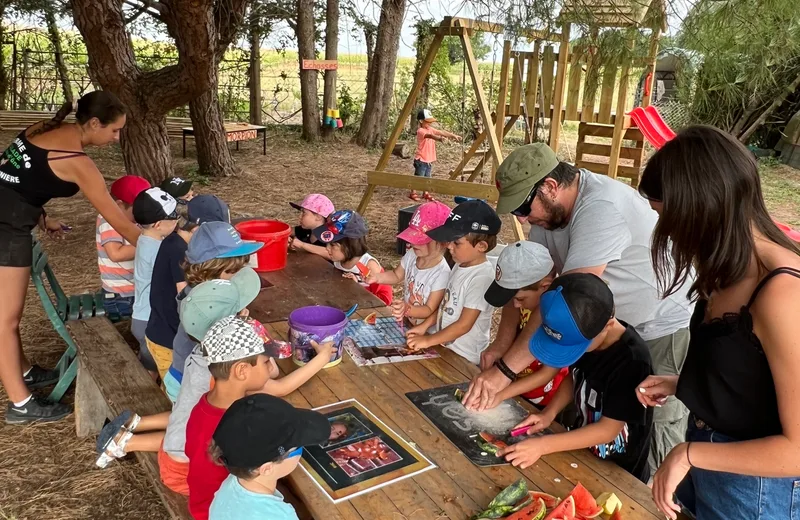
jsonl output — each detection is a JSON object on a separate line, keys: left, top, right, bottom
{"left": 268, "top": 358, "right": 279, "bottom": 379}
{"left": 310, "top": 340, "right": 335, "bottom": 359}
{"left": 512, "top": 412, "right": 553, "bottom": 436}
{"left": 390, "top": 300, "right": 408, "bottom": 321}
{"left": 365, "top": 271, "right": 380, "bottom": 285}
{"left": 406, "top": 334, "right": 431, "bottom": 351}
{"left": 496, "top": 437, "right": 546, "bottom": 468}
{"left": 342, "top": 272, "right": 360, "bottom": 282}
{"left": 289, "top": 237, "right": 305, "bottom": 251}
{"left": 405, "top": 324, "right": 426, "bottom": 338}
{"left": 453, "top": 135, "right": 463, "bottom": 143}
{"left": 237, "top": 308, "right": 250, "bottom": 317}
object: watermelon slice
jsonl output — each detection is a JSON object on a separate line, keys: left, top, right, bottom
{"left": 567, "top": 483, "right": 604, "bottom": 519}
{"left": 479, "top": 431, "right": 509, "bottom": 450}
{"left": 529, "top": 492, "right": 559, "bottom": 509}
{"left": 356, "top": 262, "right": 371, "bottom": 279}
{"left": 364, "top": 312, "right": 377, "bottom": 325}
{"left": 544, "top": 496, "right": 576, "bottom": 520}
{"left": 506, "top": 498, "right": 547, "bottom": 520}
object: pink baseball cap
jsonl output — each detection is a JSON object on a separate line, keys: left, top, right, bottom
{"left": 397, "top": 201, "right": 452, "bottom": 245}
{"left": 289, "top": 194, "right": 334, "bottom": 218}
{"left": 110, "top": 175, "right": 151, "bottom": 205}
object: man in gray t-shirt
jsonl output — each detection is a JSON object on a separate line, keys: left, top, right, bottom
{"left": 465, "top": 143, "right": 693, "bottom": 477}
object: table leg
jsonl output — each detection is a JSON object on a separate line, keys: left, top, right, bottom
{"left": 262, "top": 131, "right": 266, "bottom": 155}
{"left": 236, "top": 140, "right": 240, "bottom": 151}
{"left": 182, "top": 134, "right": 186, "bottom": 158}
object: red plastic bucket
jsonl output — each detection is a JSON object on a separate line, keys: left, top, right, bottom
{"left": 235, "top": 220, "right": 291, "bottom": 272}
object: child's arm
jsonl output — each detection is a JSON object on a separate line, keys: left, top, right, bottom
{"left": 256, "top": 341, "right": 335, "bottom": 397}
{"left": 404, "top": 288, "right": 445, "bottom": 320}
{"left": 493, "top": 364, "right": 562, "bottom": 404}
{"left": 407, "top": 307, "right": 480, "bottom": 350}
{"left": 480, "top": 303, "right": 521, "bottom": 370}
{"left": 427, "top": 127, "right": 462, "bottom": 142}
{"left": 293, "top": 239, "right": 331, "bottom": 260}
{"left": 103, "top": 241, "right": 136, "bottom": 263}
{"left": 366, "top": 263, "right": 404, "bottom": 286}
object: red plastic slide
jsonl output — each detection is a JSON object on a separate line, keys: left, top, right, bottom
{"left": 775, "top": 220, "right": 800, "bottom": 242}
{"left": 628, "top": 106, "right": 677, "bottom": 149}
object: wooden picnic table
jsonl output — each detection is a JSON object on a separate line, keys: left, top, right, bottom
{"left": 249, "top": 251, "right": 386, "bottom": 324}
{"left": 251, "top": 303, "right": 662, "bottom": 520}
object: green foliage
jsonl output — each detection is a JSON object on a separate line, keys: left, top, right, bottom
{"left": 446, "top": 32, "right": 491, "bottom": 65}
{"left": 337, "top": 83, "right": 362, "bottom": 127}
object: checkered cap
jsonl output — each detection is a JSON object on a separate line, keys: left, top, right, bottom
{"left": 202, "top": 315, "right": 266, "bottom": 364}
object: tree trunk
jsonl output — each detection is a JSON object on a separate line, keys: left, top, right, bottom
{"left": 71, "top": 0, "right": 248, "bottom": 183}
{"left": 321, "top": 0, "right": 339, "bottom": 140}
{"left": 364, "top": 25, "right": 376, "bottom": 98}
{"left": 189, "top": 87, "right": 238, "bottom": 177}
{"left": 44, "top": 6, "right": 73, "bottom": 103}
{"left": 353, "top": 0, "right": 405, "bottom": 148}
{"left": 296, "top": 0, "right": 320, "bottom": 142}
{"left": 0, "top": 5, "right": 8, "bottom": 110}
{"left": 739, "top": 71, "right": 800, "bottom": 144}
{"left": 248, "top": 10, "right": 262, "bottom": 125}
{"left": 20, "top": 49, "right": 29, "bottom": 110}
{"left": 410, "top": 23, "right": 434, "bottom": 135}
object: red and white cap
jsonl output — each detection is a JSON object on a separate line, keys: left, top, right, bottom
{"left": 289, "top": 194, "right": 335, "bottom": 218}
{"left": 397, "top": 201, "right": 452, "bottom": 245}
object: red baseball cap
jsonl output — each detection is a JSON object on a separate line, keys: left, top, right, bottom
{"left": 110, "top": 175, "right": 151, "bottom": 205}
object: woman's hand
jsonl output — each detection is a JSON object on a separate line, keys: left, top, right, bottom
{"left": 636, "top": 375, "right": 678, "bottom": 407}
{"left": 652, "top": 442, "right": 692, "bottom": 519}
{"left": 39, "top": 215, "right": 70, "bottom": 239}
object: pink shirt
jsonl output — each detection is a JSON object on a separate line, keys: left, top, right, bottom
{"left": 415, "top": 127, "right": 437, "bottom": 163}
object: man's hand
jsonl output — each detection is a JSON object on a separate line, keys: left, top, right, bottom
{"left": 479, "top": 348, "right": 502, "bottom": 372}
{"left": 463, "top": 366, "right": 513, "bottom": 411}
{"left": 497, "top": 437, "right": 547, "bottom": 469}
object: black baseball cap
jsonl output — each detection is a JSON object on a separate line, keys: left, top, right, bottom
{"left": 529, "top": 273, "right": 615, "bottom": 368}
{"left": 186, "top": 194, "right": 230, "bottom": 225}
{"left": 133, "top": 187, "right": 179, "bottom": 225}
{"left": 425, "top": 199, "right": 502, "bottom": 242}
{"left": 159, "top": 177, "right": 194, "bottom": 198}
{"left": 213, "top": 394, "right": 330, "bottom": 468}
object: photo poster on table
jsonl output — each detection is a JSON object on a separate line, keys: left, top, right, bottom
{"left": 406, "top": 383, "right": 554, "bottom": 467}
{"left": 299, "top": 399, "right": 435, "bottom": 503}
{"left": 343, "top": 316, "right": 439, "bottom": 366}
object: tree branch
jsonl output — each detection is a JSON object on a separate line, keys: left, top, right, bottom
{"left": 739, "top": 71, "right": 800, "bottom": 143}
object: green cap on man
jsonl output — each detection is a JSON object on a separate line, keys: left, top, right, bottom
{"left": 495, "top": 143, "right": 560, "bottom": 214}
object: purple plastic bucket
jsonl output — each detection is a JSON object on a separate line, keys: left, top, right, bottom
{"left": 288, "top": 306, "right": 348, "bottom": 367}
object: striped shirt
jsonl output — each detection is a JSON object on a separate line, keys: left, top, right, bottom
{"left": 96, "top": 215, "right": 135, "bottom": 297}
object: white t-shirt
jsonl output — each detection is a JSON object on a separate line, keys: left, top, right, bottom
{"left": 437, "top": 261, "right": 495, "bottom": 364}
{"left": 334, "top": 253, "right": 378, "bottom": 286}
{"left": 528, "top": 170, "right": 694, "bottom": 341}
{"left": 400, "top": 250, "right": 450, "bottom": 325}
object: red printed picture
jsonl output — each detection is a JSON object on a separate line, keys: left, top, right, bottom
{"left": 327, "top": 437, "right": 403, "bottom": 477}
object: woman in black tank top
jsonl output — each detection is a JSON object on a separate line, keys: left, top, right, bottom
{"left": 0, "top": 91, "right": 141, "bottom": 424}
{"left": 635, "top": 125, "right": 800, "bottom": 520}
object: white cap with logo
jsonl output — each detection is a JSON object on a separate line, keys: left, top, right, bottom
{"left": 484, "top": 241, "right": 555, "bottom": 307}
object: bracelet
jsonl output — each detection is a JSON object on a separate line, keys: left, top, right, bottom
{"left": 494, "top": 359, "right": 518, "bottom": 382}
{"left": 686, "top": 442, "right": 694, "bottom": 468}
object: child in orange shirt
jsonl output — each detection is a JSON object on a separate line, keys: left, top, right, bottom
{"left": 410, "top": 108, "right": 462, "bottom": 201}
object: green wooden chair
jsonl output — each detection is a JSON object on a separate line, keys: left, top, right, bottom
{"left": 30, "top": 237, "right": 107, "bottom": 402}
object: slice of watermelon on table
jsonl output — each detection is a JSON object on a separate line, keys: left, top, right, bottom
{"left": 363, "top": 312, "right": 377, "bottom": 325}
{"left": 544, "top": 496, "right": 576, "bottom": 520}
{"left": 529, "top": 491, "right": 559, "bottom": 509}
{"left": 567, "top": 483, "right": 604, "bottom": 519}
{"left": 506, "top": 497, "right": 547, "bottom": 520}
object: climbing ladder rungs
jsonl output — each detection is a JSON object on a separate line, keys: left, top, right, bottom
{"left": 576, "top": 160, "right": 640, "bottom": 180}
{"left": 579, "top": 122, "right": 644, "bottom": 141}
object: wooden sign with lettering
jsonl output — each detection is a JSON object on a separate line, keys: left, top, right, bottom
{"left": 302, "top": 59, "right": 338, "bottom": 70}
{"left": 226, "top": 129, "right": 257, "bottom": 142}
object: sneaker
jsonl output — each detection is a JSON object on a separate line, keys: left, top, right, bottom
{"left": 23, "top": 365, "right": 60, "bottom": 389}
{"left": 5, "top": 396, "right": 72, "bottom": 424}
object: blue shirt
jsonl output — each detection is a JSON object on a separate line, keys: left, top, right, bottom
{"left": 132, "top": 235, "right": 163, "bottom": 321}
{"left": 209, "top": 475, "right": 298, "bottom": 520}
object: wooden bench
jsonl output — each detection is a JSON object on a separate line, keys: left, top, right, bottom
{"left": 67, "top": 317, "right": 191, "bottom": 519}
{"left": 0, "top": 110, "right": 193, "bottom": 137}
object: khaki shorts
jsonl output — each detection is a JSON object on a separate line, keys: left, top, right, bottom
{"left": 644, "top": 327, "right": 690, "bottom": 479}
{"left": 145, "top": 336, "right": 174, "bottom": 382}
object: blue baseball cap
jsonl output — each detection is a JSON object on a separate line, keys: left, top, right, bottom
{"left": 186, "top": 221, "right": 264, "bottom": 264}
{"left": 187, "top": 195, "right": 230, "bottom": 225}
{"left": 529, "top": 273, "right": 615, "bottom": 368}
{"left": 312, "top": 209, "right": 368, "bottom": 243}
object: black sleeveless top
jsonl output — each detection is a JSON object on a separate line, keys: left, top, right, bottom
{"left": 676, "top": 267, "right": 800, "bottom": 441}
{"left": 0, "top": 129, "right": 83, "bottom": 208}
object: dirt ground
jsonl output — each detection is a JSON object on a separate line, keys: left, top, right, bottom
{"left": 0, "top": 127, "right": 797, "bottom": 520}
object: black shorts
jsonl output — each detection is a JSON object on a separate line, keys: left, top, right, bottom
{"left": 0, "top": 186, "right": 41, "bottom": 267}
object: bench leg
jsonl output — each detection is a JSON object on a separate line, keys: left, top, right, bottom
{"left": 47, "top": 354, "right": 77, "bottom": 403}
{"left": 75, "top": 359, "right": 111, "bottom": 438}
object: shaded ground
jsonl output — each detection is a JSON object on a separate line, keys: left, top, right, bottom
{"left": 0, "top": 127, "right": 797, "bottom": 520}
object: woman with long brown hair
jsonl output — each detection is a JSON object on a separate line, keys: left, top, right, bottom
{"left": 636, "top": 125, "right": 800, "bottom": 519}
{"left": 0, "top": 91, "right": 140, "bottom": 424}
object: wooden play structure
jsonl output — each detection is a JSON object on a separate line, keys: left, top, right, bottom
{"left": 358, "top": 1, "right": 666, "bottom": 228}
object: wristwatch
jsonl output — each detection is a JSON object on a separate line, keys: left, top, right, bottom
{"left": 493, "top": 359, "right": 518, "bottom": 382}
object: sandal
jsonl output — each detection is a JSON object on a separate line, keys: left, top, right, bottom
{"left": 422, "top": 192, "right": 435, "bottom": 201}
{"left": 95, "top": 410, "right": 140, "bottom": 468}
{"left": 408, "top": 191, "right": 421, "bottom": 201}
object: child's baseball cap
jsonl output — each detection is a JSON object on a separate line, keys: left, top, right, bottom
{"left": 186, "top": 221, "right": 264, "bottom": 264}
{"left": 110, "top": 175, "right": 151, "bottom": 205}
{"left": 159, "top": 177, "right": 194, "bottom": 199}
{"left": 425, "top": 199, "right": 501, "bottom": 242}
{"left": 202, "top": 315, "right": 292, "bottom": 364}
{"left": 186, "top": 194, "right": 230, "bottom": 225}
{"left": 289, "top": 194, "right": 334, "bottom": 218}
{"left": 179, "top": 267, "right": 260, "bottom": 340}
{"left": 529, "top": 273, "right": 614, "bottom": 368}
{"left": 213, "top": 394, "right": 329, "bottom": 468}
{"left": 133, "top": 187, "right": 179, "bottom": 225}
{"left": 397, "top": 201, "right": 452, "bottom": 245}
{"left": 485, "top": 241, "right": 555, "bottom": 307}
{"left": 312, "top": 210, "right": 368, "bottom": 244}
{"left": 417, "top": 108, "right": 437, "bottom": 123}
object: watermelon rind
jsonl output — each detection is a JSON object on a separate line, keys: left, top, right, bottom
{"left": 505, "top": 498, "right": 547, "bottom": 520}
{"left": 544, "top": 496, "right": 576, "bottom": 520}
{"left": 529, "top": 491, "right": 559, "bottom": 509}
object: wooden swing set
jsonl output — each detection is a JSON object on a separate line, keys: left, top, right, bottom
{"left": 357, "top": 1, "right": 666, "bottom": 241}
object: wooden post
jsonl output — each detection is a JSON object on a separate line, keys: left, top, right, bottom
{"left": 461, "top": 31, "right": 504, "bottom": 176}
{"left": 581, "top": 29, "right": 600, "bottom": 122}
{"left": 494, "top": 40, "right": 512, "bottom": 171}
{"left": 357, "top": 32, "right": 445, "bottom": 214}
{"left": 508, "top": 54, "right": 523, "bottom": 116}
{"left": 248, "top": 19, "right": 263, "bottom": 125}
{"left": 541, "top": 46, "right": 555, "bottom": 116}
{"left": 640, "top": 28, "right": 661, "bottom": 109}
{"left": 608, "top": 32, "right": 637, "bottom": 179}
{"left": 20, "top": 48, "right": 29, "bottom": 110}
{"left": 597, "top": 64, "right": 617, "bottom": 124}
{"left": 564, "top": 43, "right": 583, "bottom": 121}
{"left": 548, "top": 23, "right": 571, "bottom": 152}
{"left": 525, "top": 41, "right": 541, "bottom": 143}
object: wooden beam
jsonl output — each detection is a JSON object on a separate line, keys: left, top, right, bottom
{"left": 508, "top": 54, "right": 523, "bottom": 117}
{"left": 581, "top": 29, "right": 600, "bottom": 122}
{"left": 549, "top": 23, "right": 571, "bottom": 152}
{"left": 525, "top": 40, "right": 541, "bottom": 131}
{"left": 449, "top": 115, "right": 513, "bottom": 180}
{"left": 577, "top": 142, "right": 642, "bottom": 160}
{"left": 575, "top": 160, "right": 640, "bottom": 180}
{"left": 565, "top": 44, "right": 583, "bottom": 121}
{"left": 640, "top": 27, "right": 661, "bottom": 108}
{"left": 366, "top": 171, "right": 499, "bottom": 201}
{"left": 461, "top": 32, "right": 504, "bottom": 177}
{"left": 358, "top": 33, "right": 444, "bottom": 214}
{"left": 495, "top": 40, "right": 512, "bottom": 160}
{"left": 607, "top": 31, "right": 636, "bottom": 179}
{"left": 597, "top": 64, "right": 617, "bottom": 124}
{"left": 443, "top": 16, "right": 504, "bottom": 34}
{"left": 541, "top": 46, "right": 556, "bottom": 113}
